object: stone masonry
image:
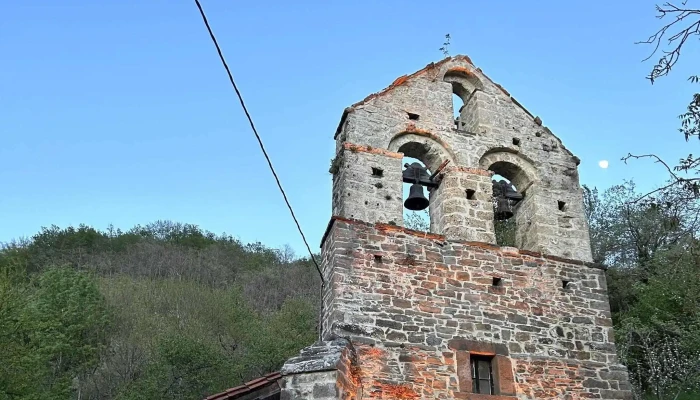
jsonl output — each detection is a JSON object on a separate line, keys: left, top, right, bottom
{"left": 279, "top": 56, "right": 632, "bottom": 399}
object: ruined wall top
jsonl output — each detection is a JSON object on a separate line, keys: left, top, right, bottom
{"left": 330, "top": 55, "right": 593, "bottom": 262}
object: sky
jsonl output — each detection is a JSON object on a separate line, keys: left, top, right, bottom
{"left": 1, "top": 0, "right": 698, "bottom": 254}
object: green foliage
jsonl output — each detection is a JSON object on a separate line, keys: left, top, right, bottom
{"left": 116, "top": 335, "right": 230, "bottom": 400}
{"left": 0, "top": 221, "right": 320, "bottom": 399}
{"left": 494, "top": 218, "right": 516, "bottom": 247}
{"left": 586, "top": 182, "right": 700, "bottom": 399}
{"left": 0, "top": 267, "right": 111, "bottom": 400}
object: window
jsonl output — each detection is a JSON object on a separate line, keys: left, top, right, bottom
{"left": 449, "top": 339, "right": 516, "bottom": 397}
{"left": 471, "top": 356, "right": 495, "bottom": 395}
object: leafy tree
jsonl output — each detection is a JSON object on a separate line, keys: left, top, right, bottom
{"left": 116, "top": 336, "right": 230, "bottom": 400}
{"left": 0, "top": 267, "right": 111, "bottom": 399}
{"left": 586, "top": 181, "right": 700, "bottom": 399}
{"left": 616, "top": 240, "right": 700, "bottom": 399}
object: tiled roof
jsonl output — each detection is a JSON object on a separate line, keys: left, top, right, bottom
{"left": 204, "top": 371, "right": 282, "bottom": 400}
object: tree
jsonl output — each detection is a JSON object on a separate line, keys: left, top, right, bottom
{"left": 585, "top": 181, "right": 700, "bottom": 399}
{"left": 0, "top": 267, "right": 111, "bottom": 399}
{"left": 615, "top": 239, "right": 700, "bottom": 400}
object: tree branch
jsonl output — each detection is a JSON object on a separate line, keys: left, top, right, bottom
{"left": 622, "top": 153, "right": 700, "bottom": 202}
{"left": 637, "top": 2, "right": 700, "bottom": 82}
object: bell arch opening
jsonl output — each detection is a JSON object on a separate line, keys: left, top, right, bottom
{"left": 491, "top": 174, "right": 519, "bottom": 247}
{"left": 397, "top": 142, "right": 434, "bottom": 232}
{"left": 444, "top": 68, "right": 483, "bottom": 132}
{"left": 482, "top": 155, "right": 536, "bottom": 249}
{"left": 389, "top": 136, "right": 455, "bottom": 234}
{"left": 452, "top": 92, "right": 464, "bottom": 121}
{"left": 402, "top": 156, "right": 431, "bottom": 232}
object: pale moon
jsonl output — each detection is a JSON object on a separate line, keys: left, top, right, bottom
{"left": 598, "top": 160, "right": 609, "bottom": 169}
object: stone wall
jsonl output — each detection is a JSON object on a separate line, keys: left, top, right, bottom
{"left": 330, "top": 55, "right": 592, "bottom": 261}
{"left": 319, "top": 218, "right": 632, "bottom": 399}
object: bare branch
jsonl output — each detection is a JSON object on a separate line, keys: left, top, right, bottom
{"left": 637, "top": 2, "right": 700, "bottom": 82}
{"left": 622, "top": 153, "right": 700, "bottom": 202}
{"left": 623, "top": 153, "right": 682, "bottom": 180}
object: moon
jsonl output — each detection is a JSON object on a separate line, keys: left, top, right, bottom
{"left": 598, "top": 160, "right": 609, "bottom": 169}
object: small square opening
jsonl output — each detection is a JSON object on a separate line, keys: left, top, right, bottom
{"left": 492, "top": 277, "right": 502, "bottom": 287}
{"left": 512, "top": 137, "right": 521, "bottom": 146}
{"left": 374, "top": 255, "right": 383, "bottom": 263}
{"left": 466, "top": 189, "right": 476, "bottom": 200}
{"left": 372, "top": 167, "right": 384, "bottom": 177}
{"left": 562, "top": 280, "right": 571, "bottom": 289}
{"left": 407, "top": 112, "right": 420, "bottom": 120}
{"left": 558, "top": 200, "right": 566, "bottom": 211}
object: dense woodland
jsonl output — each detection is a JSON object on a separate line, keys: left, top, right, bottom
{"left": 0, "top": 179, "right": 698, "bottom": 400}
{"left": 0, "top": 222, "right": 320, "bottom": 400}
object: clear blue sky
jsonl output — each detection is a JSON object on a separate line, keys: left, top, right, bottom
{"left": 1, "top": 0, "right": 697, "bottom": 253}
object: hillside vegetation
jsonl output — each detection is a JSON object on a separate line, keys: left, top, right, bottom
{"left": 0, "top": 181, "right": 698, "bottom": 400}
{"left": 0, "top": 221, "right": 320, "bottom": 400}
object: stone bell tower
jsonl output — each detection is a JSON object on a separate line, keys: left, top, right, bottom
{"left": 279, "top": 56, "right": 633, "bottom": 400}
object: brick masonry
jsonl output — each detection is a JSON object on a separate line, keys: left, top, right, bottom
{"left": 316, "top": 218, "right": 632, "bottom": 399}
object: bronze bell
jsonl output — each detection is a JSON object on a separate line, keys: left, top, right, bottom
{"left": 494, "top": 196, "right": 514, "bottom": 220}
{"left": 492, "top": 179, "right": 524, "bottom": 220}
{"left": 404, "top": 183, "right": 430, "bottom": 211}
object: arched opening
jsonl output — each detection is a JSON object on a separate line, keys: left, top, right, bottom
{"left": 444, "top": 68, "right": 483, "bottom": 132}
{"left": 491, "top": 174, "right": 519, "bottom": 247}
{"left": 388, "top": 135, "right": 456, "bottom": 234}
{"left": 452, "top": 84, "right": 468, "bottom": 131}
{"left": 394, "top": 140, "right": 439, "bottom": 233}
{"left": 487, "top": 164, "right": 534, "bottom": 248}
{"left": 480, "top": 151, "right": 537, "bottom": 249}
{"left": 452, "top": 92, "right": 464, "bottom": 121}
{"left": 402, "top": 156, "right": 431, "bottom": 232}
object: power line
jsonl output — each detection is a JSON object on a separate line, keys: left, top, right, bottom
{"left": 193, "top": 0, "right": 324, "bottom": 284}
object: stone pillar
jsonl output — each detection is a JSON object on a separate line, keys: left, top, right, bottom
{"left": 331, "top": 143, "right": 404, "bottom": 226}
{"left": 430, "top": 166, "right": 495, "bottom": 242}
{"left": 461, "top": 90, "right": 492, "bottom": 134}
